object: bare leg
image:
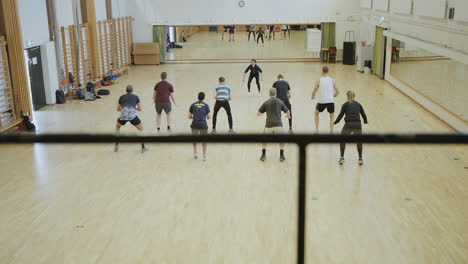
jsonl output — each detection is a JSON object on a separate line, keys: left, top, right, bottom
{"left": 135, "top": 124, "right": 147, "bottom": 151}
{"left": 156, "top": 113, "right": 162, "bottom": 129}
{"left": 115, "top": 122, "right": 122, "bottom": 151}
{"left": 202, "top": 143, "right": 207, "bottom": 159}
{"left": 329, "top": 113, "right": 334, "bottom": 134}
{"left": 314, "top": 111, "right": 320, "bottom": 133}
{"left": 167, "top": 112, "right": 172, "bottom": 128}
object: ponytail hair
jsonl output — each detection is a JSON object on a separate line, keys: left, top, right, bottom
{"left": 347, "top": 90, "right": 355, "bottom": 102}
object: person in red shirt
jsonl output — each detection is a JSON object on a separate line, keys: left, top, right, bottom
{"left": 153, "top": 72, "right": 177, "bottom": 132}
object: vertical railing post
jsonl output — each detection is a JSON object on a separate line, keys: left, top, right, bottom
{"left": 297, "top": 143, "right": 307, "bottom": 264}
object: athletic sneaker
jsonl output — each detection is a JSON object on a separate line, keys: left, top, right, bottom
{"left": 260, "top": 154, "right": 266, "bottom": 162}
{"left": 141, "top": 147, "right": 149, "bottom": 153}
{"left": 280, "top": 155, "right": 286, "bottom": 162}
{"left": 194, "top": 153, "right": 198, "bottom": 159}
{"left": 203, "top": 157, "right": 208, "bottom": 162}
{"left": 288, "top": 128, "right": 293, "bottom": 134}
{"left": 229, "top": 129, "right": 236, "bottom": 134}
{"left": 339, "top": 157, "right": 345, "bottom": 165}
{"left": 211, "top": 129, "right": 217, "bottom": 134}
{"left": 358, "top": 159, "right": 363, "bottom": 165}
{"left": 114, "top": 143, "right": 119, "bottom": 152}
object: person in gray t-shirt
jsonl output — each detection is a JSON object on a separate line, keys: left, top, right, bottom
{"left": 257, "top": 88, "right": 291, "bottom": 162}
{"left": 114, "top": 85, "right": 148, "bottom": 153}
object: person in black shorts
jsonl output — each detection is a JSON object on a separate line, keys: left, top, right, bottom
{"left": 115, "top": 85, "right": 148, "bottom": 153}
{"left": 189, "top": 92, "right": 211, "bottom": 161}
{"left": 273, "top": 74, "right": 293, "bottom": 133}
{"left": 228, "top": 25, "right": 236, "bottom": 42}
{"left": 311, "top": 66, "right": 339, "bottom": 134}
{"left": 334, "top": 91, "right": 368, "bottom": 165}
{"left": 256, "top": 27, "right": 265, "bottom": 46}
{"left": 243, "top": 59, "right": 263, "bottom": 95}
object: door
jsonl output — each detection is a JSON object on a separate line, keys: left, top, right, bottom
{"left": 26, "top": 47, "right": 46, "bottom": 111}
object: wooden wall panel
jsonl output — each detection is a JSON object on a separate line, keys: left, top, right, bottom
{"left": 0, "top": 0, "right": 32, "bottom": 124}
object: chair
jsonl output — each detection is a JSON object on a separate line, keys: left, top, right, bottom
{"left": 328, "top": 46, "right": 337, "bottom": 63}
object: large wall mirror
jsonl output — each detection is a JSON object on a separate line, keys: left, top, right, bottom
{"left": 390, "top": 40, "right": 468, "bottom": 122}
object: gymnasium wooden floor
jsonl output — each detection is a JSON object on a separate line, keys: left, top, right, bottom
{"left": 1, "top": 44, "right": 467, "bottom": 263}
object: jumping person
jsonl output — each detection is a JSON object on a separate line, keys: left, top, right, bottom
{"left": 154, "top": 72, "right": 176, "bottom": 132}
{"left": 334, "top": 91, "right": 368, "bottom": 165}
{"left": 258, "top": 88, "right": 291, "bottom": 162}
{"left": 212, "top": 77, "right": 235, "bottom": 134}
{"left": 273, "top": 74, "right": 293, "bottom": 133}
{"left": 228, "top": 25, "right": 236, "bottom": 42}
{"left": 247, "top": 25, "right": 256, "bottom": 41}
{"left": 114, "top": 85, "right": 148, "bottom": 153}
{"left": 189, "top": 92, "right": 211, "bottom": 161}
{"left": 256, "top": 27, "right": 265, "bottom": 46}
{"left": 243, "top": 59, "right": 263, "bottom": 95}
{"left": 311, "top": 66, "right": 339, "bottom": 134}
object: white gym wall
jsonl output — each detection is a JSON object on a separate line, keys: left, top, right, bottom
{"left": 126, "top": 0, "right": 362, "bottom": 43}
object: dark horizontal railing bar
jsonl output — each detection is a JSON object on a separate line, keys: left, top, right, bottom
{"left": 0, "top": 133, "right": 467, "bottom": 144}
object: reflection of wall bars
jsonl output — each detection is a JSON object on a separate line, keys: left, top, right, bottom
{"left": 61, "top": 17, "right": 133, "bottom": 94}
{"left": 96, "top": 17, "right": 133, "bottom": 76}
{"left": 0, "top": 36, "right": 16, "bottom": 131}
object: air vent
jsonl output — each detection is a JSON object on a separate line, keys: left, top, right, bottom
{"left": 449, "top": 8, "right": 455, "bottom": 20}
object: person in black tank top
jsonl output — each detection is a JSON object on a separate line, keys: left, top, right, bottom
{"left": 334, "top": 91, "right": 368, "bottom": 165}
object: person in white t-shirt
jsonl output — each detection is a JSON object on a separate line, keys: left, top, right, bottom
{"left": 311, "top": 66, "right": 340, "bottom": 134}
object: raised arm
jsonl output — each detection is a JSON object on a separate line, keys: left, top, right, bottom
{"left": 333, "top": 80, "right": 340, "bottom": 97}
{"left": 360, "top": 104, "right": 368, "bottom": 124}
{"left": 311, "top": 80, "right": 319, "bottom": 99}
{"left": 334, "top": 104, "right": 346, "bottom": 124}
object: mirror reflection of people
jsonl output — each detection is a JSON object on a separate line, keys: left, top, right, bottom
{"left": 257, "top": 27, "right": 265, "bottom": 46}
{"left": 268, "top": 25, "right": 275, "bottom": 40}
{"left": 228, "top": 25, "right": 236, "bottom": 42}
{"left": 243, "top": 59, "right": 263, "bottom": 95}
{"left": 222, "top": 25, "right": 229, "bottom": 40}
{"left": 247, "top": 25, "right": 256, "bottom": 41}
{"left": 334, "top": 91, "right": 368, "bottom": 165}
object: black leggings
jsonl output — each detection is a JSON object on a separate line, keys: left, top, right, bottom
{"left": 248, "top": 31, "right": 256, "bottom": 41}
{"left": 213, "top": 100, "right": 233, "bottom": 130}
{"left": 284, "top": 100, "right": 292, "bottom": 129}
{"left": 257, "top": 35, "right": 264, "bottom": 44}
{"left": 340, "top": 122, "right": 362, "bottom": 158}
{"left": 247, "top": 74, "right": 260, "bottom": 92}
{"left": 269, "top": 31, "right": 275, "bottom": 40}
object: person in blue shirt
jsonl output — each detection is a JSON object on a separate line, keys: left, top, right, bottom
{"left": 189, "top": 92, "right": 211, "bottom": 161}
